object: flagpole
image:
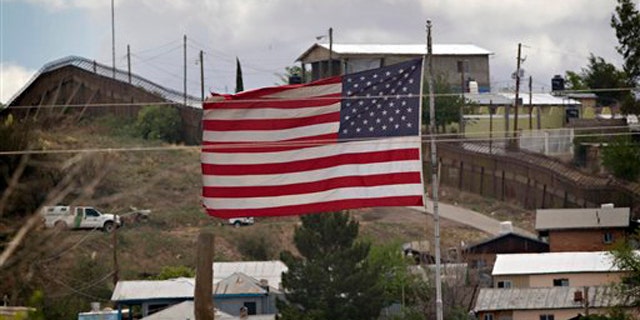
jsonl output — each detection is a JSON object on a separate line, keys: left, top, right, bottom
{"left": 426, "top": 20, "right": 444, "bottom": 320}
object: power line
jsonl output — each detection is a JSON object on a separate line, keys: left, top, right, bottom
{"left": 0, "top": 129, "right": 636, "bottom": 156}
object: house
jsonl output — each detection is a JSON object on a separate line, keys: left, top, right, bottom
{"left": 111, "top": 261, "right": 287, "bottom": 318}
{"left": 213, "top": 260, "right": 287, "bottom": 289}
{"left": 464, "top": 93, "right": 582, "bottom": 138}
{"left": 296, "top": 43, "right": 492, "bottom": 92}
{"left": 535, "top": 206, "right": 631, "bottom": 252}
{"left": 474, "top": 285, "right": 636, "bottom": 320}
{"left": 491, "top": 251, "right": 626, "bottom": 289}
{"left": 463, "top": 231, "right": 549, "bottom": 271}
{"left": 213, "top": 272, "right": 281, "bottom": 316}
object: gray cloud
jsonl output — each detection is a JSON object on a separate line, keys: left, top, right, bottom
{"left": 5, "top": 0, "right": 629, "bottom": 97}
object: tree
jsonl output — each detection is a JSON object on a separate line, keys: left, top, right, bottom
{"left": 581, "top": 55, "right": 629, "bottom": 107}
{"left": 235, "top": 57, "right": 244, "bottom": 93}
{"left": 564, "top": 70, "right": 588, "bottom": 91}
{"left": 422, "top": 75, "right": 465, "bottom": 133}
{"left": 276, "top": 65, "right": 310, "bottom": 85}
{"left": 135, "top": 105, "right": 182, "bottom": 143}
{"left": 601, "top": 136, "right": 640, "bottom": 181}
{"left": 277, "top": 212, "right": 386, "bottom": 320}
{"left": 610, "top": 229, "right": 640, "bottom": 308}
{"left": 149, "top": 265, "right": 195, "bottom": 280}
{"left": 611, "top": 0, "right": 640, "bottom": 84}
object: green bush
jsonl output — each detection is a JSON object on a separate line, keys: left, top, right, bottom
{"left": 135, "top": 105, "right": 182, "bottom": 143}
{"left": 601, "top": 136, "right": 640, "bottom": 181}
{"left": 237, "top": 229, "right": 276, "bottom": 260}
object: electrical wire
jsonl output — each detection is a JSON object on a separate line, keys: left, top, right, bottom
{"left": 0, "top": 129, "right": 636, "bottom": 156}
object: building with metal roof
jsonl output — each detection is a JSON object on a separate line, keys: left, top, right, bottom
{"left": 490, "top": 251, "right": 631, "bottom": 290}
{"left": 492, "top": 251, "right": 619, "bottom": 276}
{"left": 213, "top": 260, "right": 287, "bottom": 290}
{"left": 111, "top": 261, "right": 287, "bottom": 318}
{"left": 296, "top": 42, "right": 492, "bottom": 93}
{"left": 536, "top": 207, "right": 631, "bottom": 231}
{"left": 535, "top": 206, "right": 631, "bottom": 252}
{"left": 473, "top": 286, "right": 637, "bottom": 320}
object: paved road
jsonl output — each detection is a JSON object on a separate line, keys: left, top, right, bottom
{"left": 408, "top": 201, "right": 536, "bottom": 238}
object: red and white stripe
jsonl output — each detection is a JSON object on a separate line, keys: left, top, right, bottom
{"left": 202, "top": 77, "right": 424, "bottom": 218}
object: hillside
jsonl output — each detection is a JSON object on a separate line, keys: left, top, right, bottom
{"left": 0, "top": 119, "right": 534, "bottom": 317}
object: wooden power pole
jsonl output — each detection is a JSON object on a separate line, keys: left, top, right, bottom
{"left": 512, "top": 43, "right": 522, "bottom": 147}
{"left": 195, "top": 232, "right": 214, "bottom": 320}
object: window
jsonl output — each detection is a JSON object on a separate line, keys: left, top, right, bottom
{"left": 603, "top": 232, "right": 614, "bottom": 244}
{"left": 553, "top": 278, "right": 569, "bottom": 287}
{"left": 243, "top": 302, "right": 257, "bottom": 315}
{"left": 539, "top": 315, "right": 554, "bottom": 320}
{"left": 85, "top": 208, "right": 100, "bottom": 217}
{"left": 483, "top": 314, "right": 494, "bottom": 320}
{"left": 497, "top": 280, "right": 512, "bottom": 288}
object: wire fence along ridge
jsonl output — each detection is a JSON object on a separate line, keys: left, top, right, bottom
{"left": 7, "top": 56, "right": 201, "bottom": 107}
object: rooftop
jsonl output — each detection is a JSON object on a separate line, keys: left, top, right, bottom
{"left": 297, "top": 43, "right": 492, "bottom": 62}
{"left": 535, "top": 207, "right": 630, "bottom": 230}
{"left": 474, "top": 286, "right": 632, "bottom": 312}
{"left": 492, "top": 251, "right": 620, "bottom": 276}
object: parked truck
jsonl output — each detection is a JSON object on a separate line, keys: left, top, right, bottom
{"left": 41, "top": 206, "right": 121, "bottom": 232}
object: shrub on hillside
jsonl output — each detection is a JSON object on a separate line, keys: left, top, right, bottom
{"left": 601, "top": 136, "right": 640, "bottom": 181}
{"left": 135, "top": 105, "right": 182, "bottom": 143}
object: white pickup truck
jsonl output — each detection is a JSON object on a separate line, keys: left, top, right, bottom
{"left": 42, "top": 206, "right": 122, "bottom": 232}
{"left": 228, "top": 217, "right": 254, "bottom": 227}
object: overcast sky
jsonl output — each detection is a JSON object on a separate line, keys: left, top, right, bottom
{"left": 0, "top": 0, "right": 630, "bottom": 104}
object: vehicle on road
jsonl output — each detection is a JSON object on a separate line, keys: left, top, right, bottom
{"left": 228, "top": 217, "right": 254, "bottom": 227}
{"left": 42, "top": 206, "right": 122, "bottom": 232}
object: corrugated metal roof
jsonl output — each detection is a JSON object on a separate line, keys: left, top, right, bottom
{"left": 111, "top": 277, "right": 195, "bottom": 301}
{"left": 535, "top": 207, "right": 630, "bottom": 230}
{"left": 500, "top": 93, "right": 581, "bottom": 105}
{"left": 465, "top": 93, "right": 512, "bottom": 105}
{"left": 213, "top": 260, "right": 287, "bottom": 289}
{"left": 492, "top": 251, "right": 619, "bottom": 276}
{"left": 112, "top": 261, "right": 287, "bottom": 302}
{"left": 141, "top": 301, "right": 275, "bottom": 320}
{"left": 213, "top": 272, "right": 267, "bottom": 295}
{"left": 318, "top": 43, "right": 492, "bottom": 55}
{"left": 474, "top": 286, "right": 631, "bottom": 312}
{"left": 463, "top": 232, "right": 548, "bottom": 251}
{"left": 297, "top": 43, "right": 492, "bottom": 61}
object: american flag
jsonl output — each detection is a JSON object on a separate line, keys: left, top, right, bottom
{"left": 202, "top": 58, "right": 425, "bottom": 218}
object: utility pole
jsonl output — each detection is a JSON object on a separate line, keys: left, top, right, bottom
{"left": 426, "top": 20, "right": 444, "bottom": 320}
{"left": 183, "top": 35, "right": 187, "bottom": 106}
{"left": 489, "top": 100, "right": 494, "bottom": 153}
{"left": 328, "top": 27, "right": 334, "bottom": 77}
{"left": 512, "top": 43, "right": 523, "bottom": 147}
{"left": 528, "top": 76, "right": 533, "bottom": 130}
{"left": 195, "top": 232, "right": 214, "bottom": 320}
{"left": 200, "top": 50, "right": 204, "bottom": 102}
{"left": 127, "top": 45, "right": 131, "bottom": 84}
{"left": 112, "top": 226, "right": 119, "bottom": 286}
{"left": 457, "top": 60, "right": 467, "bottom": 136}
{"left": 111, "top": 0, "right": 116, "bottom": 78}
